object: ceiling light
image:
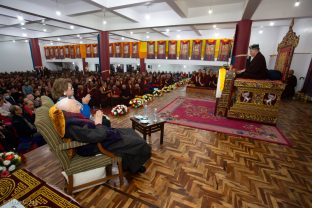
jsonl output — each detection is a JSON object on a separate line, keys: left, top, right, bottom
{"left": 21, "top": 27, "right": 26, "bottom": 30}
{"left": 270, "top": 22, "right": 275, "bottom": 26}
{"left": 294, "top": 0, "right": 300, "bottom": 7}
{"left": 24, "top": 40, "right": 28, "bottom": 43}
{"left": 166, "top": 28, "right": 170, "bottom": 33}
{"left": 22, "top": 33, "right": 27, "bottom": 37}
{"left": 146, "top": 31, "right": 149, "bottom": 34}
{"left": 20, "top": 22, "right": 25, "bottom": 26}
{"left": 258, "top": 30, "right": 263, "bottom": 34}
{"left": 130, "top": 31, "right": 133, "bottom": 35}
{"left": 214, "top": 33, "right": 219, "bottom": 37}
{"left": 77, "top": 34, "right": 80, "bottom": 37}
{"left": 158, "top": 64, "right": 161, "bottom": 67}
{"left": 102, "top": 20, "right": 107, "bottom": 25}
{"left": 17, "top": 15, "right": 24, "bottom": 21}
{"left": 145, "top": 14, "right": 150, "bottom": 20}
{"left": 183, "top": 65, "right": 186, "bottom": 68}
{"left": 146, "top": 35, "right": 150, "bottom": 39}
{"left": 56, "top": 11, "right": 61, "bottom": 16}
{"left": 43, "top": 28, "right": 47, "bottom": 32}
{"left": 177, "top": 30, "right": 181, "bottom": 32}
{"left": 50, "top": 41, "right": 53, "bottom": 45}
{"left": 57, "top": 38, "right": 61, "bottom": 41}
{"left": 12, "top": 40, "right": 15, "bottom": 43}
{"left": 213, "top": 24, "right": 217, "bottom": 28}
{"left": 80, "top": 41, "right": 83, "bottom": 44}
{"left": 121, "top": 37, "right": 125, "bottom": 40}
{"left": 43, "top": 23, "right": 46, "bottom": 26}
{"left": 70, "top": 25, "right": 74, "bottom": 29}
{"left": 208, "top": 8, "right": 213, "bottom": 14}
{"left": 176, "top": 34, "right": 181, "bottom": 39}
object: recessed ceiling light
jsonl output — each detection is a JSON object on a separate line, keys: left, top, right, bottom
{"left": 294, "top": 0, "right": 300, "bottom": 7}
{"left": 208, "top": 9, "right": 213, "bottom": 14}
{"left": 146, "top": 35, "right": 150, "bottom": 39}
{"left": 176, "top": 34, "right": 181, "bottom": 39}
{"left": 17, "top": 15, "right": 24, "bottom": 21}
{"left": 214, "top": 33, "right": 219, "bottom": 37}
{"left": 77, "top": 34, "right": 80, "bottom": 37}
{"left": 12, "top": 40, "right": 15, "bottom": 43}
{"left": 22, "top": 33, "right": 27, "bottom": 37}
{"left": 50, "top": 42, "right": 53, "bottom": 45}
{"left": 258, "top": 30, "right": 263, "bottom": 34}
{"left": 70, "top": 25, "right": 74, "bottom": 29}
{"left": 158, "top": 64, "right": 161, "bottom": 67}
{"left": 130, "top": 31, "right": 133, "bottom": 35}
{"left": 213, "top": 24, "right": 217, "bottom": 28}
{"left": 20, "top": 22, "right": 25, "bottom": 26}
{"left": 24, "top": 40, "right": 28, "bottom": 43}
{"left": 43, "top": 28, "right": 47, "bottom": 32}
{"left": 166, "top": 28, "right": 170, "bottom": 33}
{"left": 56, "top": 11, "right": 61, "bottom": 16}
{"left": 57, "top": 38, "right": 61, "bottom": 41}
{"left": 80, "top": 41, "right": 83, "bottom": 44}
{"left": 43, "top": 23, "right": 46, "bottom": 26}
{"left": 121, "top": 37, "right": 125, "bottom": 40}
{"left": 183, "top": 65, "right": 186, "bottom": 68}
{"left": 270, "top": 22, "right": 275, "bottom": 26}
{"left": 21, "top": 27, "right": 26, "bottom": 30}
{"left": 145, "top": 14, "right": 150, "bottom": 20}
{"left": 102, "top": 20, "right": 107, "bottom": 25}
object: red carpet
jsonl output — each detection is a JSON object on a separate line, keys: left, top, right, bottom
{"left": 159, "top": 97, "right": 291, "bottom": 146}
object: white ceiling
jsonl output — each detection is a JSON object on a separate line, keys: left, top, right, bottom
{"left": 0, "top": 0, "right": 311, "bottom": 45}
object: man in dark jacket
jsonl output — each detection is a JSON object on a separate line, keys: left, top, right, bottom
{"left": 56, "top": 98, "right": 151, "bottom": 173}
{"left": 237, "top": 44, "right": 268, "bottom": 80}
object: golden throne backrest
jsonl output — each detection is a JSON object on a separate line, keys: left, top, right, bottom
{"left": 274, "top": 19, "right": 300, "bottom": 82}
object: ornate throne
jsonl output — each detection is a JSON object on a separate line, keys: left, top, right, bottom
{"left": 216, "top": 19, "right": 299, "bottom": 125}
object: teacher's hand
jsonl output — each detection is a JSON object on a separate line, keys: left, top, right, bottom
{"left": 82, "top": 94, "right": 91, "bottom": 104}
{"left": 94, "top": 110, "right": 103, "bottom": 125}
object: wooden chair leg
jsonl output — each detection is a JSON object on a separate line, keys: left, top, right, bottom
{"left": 117, "top": 159, "right": 124, "bottom": 186}
{"left": 67, "top": 175, "right": 74, "bottom": 195}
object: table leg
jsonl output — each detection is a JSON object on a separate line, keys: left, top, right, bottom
{"left": 148, "top": 127, "right": 151, "bottom": 136}
{"left": 160, "top": 124, "right": 164, "bottom": 145}
{"left": 132, "top": 122, "right": 135, "bottom": 130}
{"left": 143, "top": 129, "right": 147, "bottom": 141}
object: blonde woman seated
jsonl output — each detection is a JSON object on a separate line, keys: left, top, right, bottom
{"left": 55, "top": 97, "right": 151, "bottom": 173}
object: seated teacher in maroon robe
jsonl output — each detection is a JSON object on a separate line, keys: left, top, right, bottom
{"left": 237, "top": 44, "right": 268, "bottom": 80}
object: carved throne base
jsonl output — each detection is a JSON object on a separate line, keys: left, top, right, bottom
{"left": 227, "top": 79, "right": 285, "bottom": 124}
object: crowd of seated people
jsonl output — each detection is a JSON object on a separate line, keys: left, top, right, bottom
{"left": 190, "top": 69, "right": 218, "bottom": 89}
{"left": 0, "top": 69, "right": 188, "bottom": 152}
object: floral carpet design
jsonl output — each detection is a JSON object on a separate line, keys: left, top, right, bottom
{"left": 159, "top": 97, "right": 291, "bottom": 146}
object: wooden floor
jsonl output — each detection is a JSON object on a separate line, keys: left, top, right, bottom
{"left": 24, "top": 87, "right": 312, "bottom": 208}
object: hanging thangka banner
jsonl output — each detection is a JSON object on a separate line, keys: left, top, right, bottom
{"left": 157, "top": 41, "right": 166, "bottom": 59}
{"left": 179, "top": 40, "right": 190, "bottom": 60}
{"left": 86, "top": 44, "right": 92, "bottom": 58}
{"left": 204, "top": 40, "right": 216, "bottom": 61}
{"left": 132, "top": 42, "right": 139, "bottom": 58}
{"left": 64, "top": 45, "right": 70, "bottom": 58}
{"left": 218, "top": 39, "right": 232, "bottom": 61}
{"left": 54, "top": 47, "right": 60, "bottom": 59}
{"left": 168, "top": 40, "right": 177, "bottom": 59}
{"left": 123, "top": 43, "right": 130, "bottom": 58}
{"left": 115, "top": 43, "right": 122, "bottom": 57}
{"left": 44, "top": 47, "right": 50, "bottom": 59}
{"left": 69, "top": 45, "right": 75, "bottom": 59}
{"left": 147, "top": 41, "right": 155, "bottom": 59}
{"left": 75, "top": 45, "right": 81, "bottom": 58}
{"left": 59, "top": 46, "right": 64, "bottom": 59}
{"left": 92, "top": 44, "right": 98, "bottom": 57}
{"left": 109, "top": 43, "right": 114, "bottom": 57}
{"left": 192, "top": 40, "right": 202, "bottom": 60}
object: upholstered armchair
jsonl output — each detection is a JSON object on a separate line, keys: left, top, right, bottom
{"left": 35, "top": 96, "right": 123, "bottom": 195}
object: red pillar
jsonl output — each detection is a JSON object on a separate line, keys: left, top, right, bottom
{"left": 140, "top": 58, "right": 146, "bottom": 72}
{"left": 98, "top": 31, "right": 110, "bottom": 79}
{"left": 232, "top": 20, "right": 252, "bottom": 70}
{"left": 29, "top": 38, "right": 43, "bottom": 70}
{"left": 82, "top": 58, "right": 87, "bottom": 73}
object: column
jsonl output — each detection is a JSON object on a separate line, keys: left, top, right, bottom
{"left": 82, "top": 58, "right": 87, "bottom": 73}
{"left": 232, "top": 20, "right": 252, "bottom": 70}
{"left": 140, "top": 58, "right": 146, "bottom": 72}
{"left": 98, "top": 31, "right": 110, "bottom": 79}
{"left": 29, "top": 38, "right": 43, "bottom": 70}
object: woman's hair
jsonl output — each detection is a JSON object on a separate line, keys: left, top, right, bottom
{"left": 9, "top": 105, "right": 18, "bottom": 115}
{"left": 51, "top": 78, "right": 71, "bottom": 100}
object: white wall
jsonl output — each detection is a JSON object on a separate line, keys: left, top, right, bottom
{"left": 0, "top": 41, "right": 33, "bottom": 72}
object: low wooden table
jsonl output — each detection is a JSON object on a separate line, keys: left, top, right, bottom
{"left": 130, "top": 117, "right": 166, "bottom": 145}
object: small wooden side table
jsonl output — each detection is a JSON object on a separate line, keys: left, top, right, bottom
{"left": 130, "top": 117, "right": 166, "bottom": 145}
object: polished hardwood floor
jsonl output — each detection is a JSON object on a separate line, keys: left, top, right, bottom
{"left": 24, "top": 87, "right": 312, "bottom": 208}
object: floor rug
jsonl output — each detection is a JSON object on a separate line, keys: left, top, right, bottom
{"left": 158, "top": 97, "right": 291, "bottom": 146}
{"left": 0, "top": 169, "right": 82, "bottom": 207}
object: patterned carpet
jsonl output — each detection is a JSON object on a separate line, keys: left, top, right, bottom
{"left": 159, "top": 97, "right": 290, "bottom": 145}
